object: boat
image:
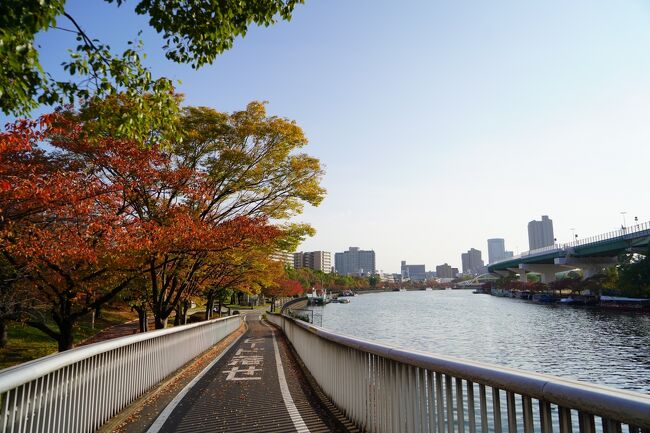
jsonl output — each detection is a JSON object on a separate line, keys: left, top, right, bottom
{"left": 599, "top": 296, "right": 650, "bottom": 311}
{"left": 306, "top": 288, "right": 331, "bottom": 305}
{"left": 532, "top": 293, "right": 558, "bottom": 303}
{"left": 337, "top": 298, "right": 350, "bottom": 304}
{"left": 490, "top": 288, "right": 512, "bottom": 297}
{"left": 339, "top": 290, "right": 356, "bottom": 297}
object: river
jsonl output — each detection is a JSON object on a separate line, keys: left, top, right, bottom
{"left": 307, "top": 289, "right": 650, "bottom": 394}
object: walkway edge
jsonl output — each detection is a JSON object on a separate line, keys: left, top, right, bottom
{"left": 266, "top": 321, "right": 311, "bottom": 433}
{"left": 146, "top": 319, "right": 248, "bottom": 433}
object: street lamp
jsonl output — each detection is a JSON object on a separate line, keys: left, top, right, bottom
{"left": 620, "top": 211, "right": 627, "bottom": 230}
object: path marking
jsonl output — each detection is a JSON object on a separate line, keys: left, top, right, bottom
{"left": 222, "top": 336, "right": 265, "bottom": 380}
{"left": 263, "top": 320, "right": 311, "bottom": 433}
{"left": 146, "top": 324, "right": 245, "bottom": 433}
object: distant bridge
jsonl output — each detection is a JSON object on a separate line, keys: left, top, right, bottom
{"left": 455, "top": 273, "right": 500, "bottom": 287}
{"left": 487, "top": 220, "right": 650, "bottom": 282}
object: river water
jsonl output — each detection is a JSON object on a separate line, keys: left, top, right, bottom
{"left": 308, "top": 290, "right": 650, "bottom": 394}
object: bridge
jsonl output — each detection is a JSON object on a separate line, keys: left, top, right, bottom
{"left": 1, "top": 308, "right": 650, "bottom": 432}
{"left": 454, "top": 273, "right": 500, "bottom": 288}
{"left": 487, "top": 220, "right": 650, "bottom": 282}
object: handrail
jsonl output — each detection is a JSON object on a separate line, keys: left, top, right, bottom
{"left": 0, "top": 314, "right": 241, "bottom": 433}
{"left": 489, "top": 220, "right": 650, "bottom": 267}
{"left": 267, "top": 313, "right": 650, "bottom": 432}
{"left": 0, "top": 317, "right": 232, "bottom": 393}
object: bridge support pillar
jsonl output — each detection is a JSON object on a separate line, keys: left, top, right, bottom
{"left": 554, "top": 257, "right": 618, "bottom": 279}
{"left": 520, "top": 264, "right": 574, "bottom": 283}
{"left": 507, "top": 268, "right": 528, "bottom": 283}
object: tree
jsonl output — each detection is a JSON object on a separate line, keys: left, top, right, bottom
{"left": 0, "top": 116, "right": 140, "bottom": 350}
{"left": 618, "top": 248, "right": 650, "bottom": 298}
{"left": 1, "top": 1, "right": 305, "bottom": 142}
{"left": 60, "top": 101, "right": 324, "bottom": 328}
{"left": 263, "top": 277, "right": 304, "bottom": 312}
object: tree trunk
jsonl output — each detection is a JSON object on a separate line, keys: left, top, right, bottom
{"left": 133, "top": 305, "right": 148, "bottom": 332}
{"left": 173, "top": 303, "right": 182, "bottom": 326}
{"left": 94, "top": 304, "right": 102, "bottom": 320}
{"left": 58, "top": 320, "right": 74, "bottom": 351}
{"left": 205, "top": 291, "right": 214, "bottom": 320}
{"left": 154, "top": 316, "right": 167, "bottom": 329}
{"left": 0, "top": 320, "right": 7, "bottom": 348}
{"left": 182, "top": 300, "right": 189, "bottom": 325}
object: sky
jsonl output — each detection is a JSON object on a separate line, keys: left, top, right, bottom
{"left": 13, "top": 0, "right": 650, "bottom": 273}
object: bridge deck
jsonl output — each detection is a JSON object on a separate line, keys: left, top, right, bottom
{"left": 147, "top": 314, "right": 353, "bottom": 433}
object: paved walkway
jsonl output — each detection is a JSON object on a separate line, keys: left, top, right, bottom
{"left": 147, "top": 313, "right": 351, "bottom": 433}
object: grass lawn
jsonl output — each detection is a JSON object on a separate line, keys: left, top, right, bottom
{"left": 0, "top": 307, "right": 136, "bottom": 370}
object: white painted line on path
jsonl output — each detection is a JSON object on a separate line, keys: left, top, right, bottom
{"left": 146, "top": 324, "right": 245, "bottom": 433}
{"left": 265, "top": 320, "right": 311, "bottom": 433}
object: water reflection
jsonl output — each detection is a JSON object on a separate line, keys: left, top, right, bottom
{"left": 309, "top": 290, "right": 650, "bottom": 394}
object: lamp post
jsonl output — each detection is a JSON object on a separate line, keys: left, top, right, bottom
{"left": 620, "top": 211, "right": 627, "bottom": 230}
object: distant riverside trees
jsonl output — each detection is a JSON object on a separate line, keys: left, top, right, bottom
{"left": 487, "top": 254, "right": 650, "bottom": 299}
{"left": 0, "top": 101, "right": 324, "bottom": 350}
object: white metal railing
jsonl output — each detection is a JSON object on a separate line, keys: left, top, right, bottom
{"left": 0, "top": 315, "right": 241, "bottom": 433}
{"left": 267, "top": 313, "right": 650, "bottom": 433}
{"left": 489, "top": 220, "right": 650, "bottom": 267}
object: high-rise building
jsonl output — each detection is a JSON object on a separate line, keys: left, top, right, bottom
{"left": 293, "top": 251, "right": 332, "bottom": 273}
{"left": 270, "top": 251, "right": 294, "bottom": 268}
{"left": 461, "top": 248, "right": 485, "bottom": 275}
{"left": 487, "top": 238, "right": 514, "bottom": 263}
{"left": 334, "top": 247, "right": 376, "bottom": 276}
{"left": 487, "top": 238, "right": 505, "bottom": 264}
{"left": 400, "top": 261, "right": 427, "bottom": 281}
{"left": 528, "top": 215, "right": 555, "bottom": 250}
{"left": 436, "top": 263, "right": 455, "bottom": 279}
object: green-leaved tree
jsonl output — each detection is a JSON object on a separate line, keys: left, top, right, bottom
{"left": 1, "top": 0, "right": 305, "bottom": 141}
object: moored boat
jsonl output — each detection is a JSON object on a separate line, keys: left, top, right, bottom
{"left": 599, "top": 295, "right": 650, "bottom": 311}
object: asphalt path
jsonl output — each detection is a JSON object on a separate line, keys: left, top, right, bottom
{"left": 147, "top": 313, "right": 351, "bottom": 433}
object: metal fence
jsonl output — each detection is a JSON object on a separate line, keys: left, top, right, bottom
{"left": 0, "top": 315, "right": 241, "bottom": 433}
{"left": 267, "top": 313, "right": 650, "bottom": 433}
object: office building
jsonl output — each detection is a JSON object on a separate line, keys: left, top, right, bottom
{"left": 461, "top": 248, "right": 485, "bottom": 275}
{"left": 401, "top": 261, "right": 427, "bottom": 281}
{"left": 293, "top": 251, "right": 332, "bottom": 273}
{"left": 528, "top": 215, "right": 555, "bottom": 250}
{"left": 487, "top": 238, "right": 505, "bottom": 264}
{"left": 334, "top": 247, "right": 376, "bottom": 276}
{"left": 487, "top": 238, "right": 514, "bottom": 263}
{"left": 436, "top": 263, "right": 455, "bottom": 279}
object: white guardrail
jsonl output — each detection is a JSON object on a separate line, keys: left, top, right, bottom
{"left": 267, "top": 313, "right": 650, "bottom": 433}
{"left": 0, "top": 314, "right": 241, "bottom": 433}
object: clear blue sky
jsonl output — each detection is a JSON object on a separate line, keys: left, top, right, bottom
{"left": 18, "top": 0, "right": 650, "bottom": 272}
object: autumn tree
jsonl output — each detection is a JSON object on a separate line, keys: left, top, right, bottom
{"left": 0, "top": 116, "right": 139, "bottom": 350}
{"left": 263, "top": 277, "right": 304, "bottom": 312}
{"left": 57, "top": 101, "right": 324, "bottom": 329}
{"left": 1, "top": 0, "right": 305, "bottom": 141}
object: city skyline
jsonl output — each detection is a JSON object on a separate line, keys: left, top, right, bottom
{"left": 5, "top": 0, "right": 650, "bottom": 274}
{"left": 298, "top": 211, "right": 648, "bottom": 274}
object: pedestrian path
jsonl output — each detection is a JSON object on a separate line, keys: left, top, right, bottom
{"left": 147, "top": 313, "right": 351, "bottom": 433}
